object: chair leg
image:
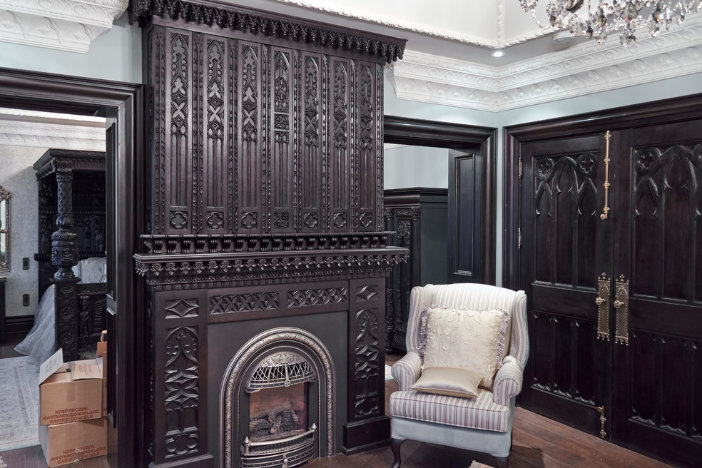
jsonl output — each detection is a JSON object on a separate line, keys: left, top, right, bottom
{"left": 390, "top": 438, "right": 405, "bottom": 468}
{"left": 494, "top": 456, "right": 509, "bottom": 468}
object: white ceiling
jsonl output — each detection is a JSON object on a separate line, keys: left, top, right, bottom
{"left": 229, "top": 0, "right": 570, "bottom": 65}
{"left": 232, "top": 0, "right": 702, "bottom": 112}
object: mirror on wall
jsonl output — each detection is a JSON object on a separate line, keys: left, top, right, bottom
{"left": 0, "top": 185, "right": 10, "bottom": 272}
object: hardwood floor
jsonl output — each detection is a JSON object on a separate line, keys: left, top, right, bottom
{"left": 0, "top": 352, "right": 673, "bottom": 468}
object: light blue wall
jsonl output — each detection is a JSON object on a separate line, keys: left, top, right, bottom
{"left": 384, "top": 72, "right": 702, "bottom": 285}
{"left": 384, "top": 146, "right": 449, "bottom": 189}
{"left": 0, "top": 14, "right": 142, "bottom": 84}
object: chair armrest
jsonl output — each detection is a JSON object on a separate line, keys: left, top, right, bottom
{"left": 492, "top": 356, "right": 524, "bottom": 406}
{"left": 391, "top": 351, "right": 422, "bottom": 391}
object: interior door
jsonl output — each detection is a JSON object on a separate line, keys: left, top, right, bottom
{"left": 610, "top": 121, "right": 702, "bottom": 465}
{"left": 519, "top": 134, "right": 613, "bottom": 436}
{"left": 448, "top": 148, "right": 486, "bottom": 283}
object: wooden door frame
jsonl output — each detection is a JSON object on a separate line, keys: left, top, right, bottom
{"left": 384, "top": 115, "right": 497, "bottom": 284}
{"left": 0, "top": 67, "right": 144, "bottom": 467}
{"left": 502, "top": 92, "right": 702, "bottom": 291}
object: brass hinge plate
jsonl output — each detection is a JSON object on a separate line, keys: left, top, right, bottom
{"left": 518, "top": 227, "right": 522, "bottom": 249}
{"left": 518, "top": 157, "right": 523, "bottom": 179}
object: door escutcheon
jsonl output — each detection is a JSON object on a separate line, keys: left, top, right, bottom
{"left": 596, "top": 272, "right": 611, "bottom": 341}
{"left": 614, "top": 275, "right": 630, "bottom": 345}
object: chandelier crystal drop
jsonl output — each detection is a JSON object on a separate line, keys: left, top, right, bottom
{"left": 518, "top": 1, "right": 702, "bottom": 45}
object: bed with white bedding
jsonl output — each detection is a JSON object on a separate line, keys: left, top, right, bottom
{"left": 15, "top": 257, "right": 107, "bottom": 363}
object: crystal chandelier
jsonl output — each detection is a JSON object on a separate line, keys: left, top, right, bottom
{"left": 518, "top": 1, "right": 702, "bottom": 45}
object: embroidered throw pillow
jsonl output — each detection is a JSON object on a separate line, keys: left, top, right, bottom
{"left": 412, "top": 367, "right": 482, "bottom": 399}
{"left": 422, "top": 307, "right": 510, "bottom": 389}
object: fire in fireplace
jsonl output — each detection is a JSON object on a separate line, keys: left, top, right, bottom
{"left": 249, "top": 383, "right": 307, "bottom": 442}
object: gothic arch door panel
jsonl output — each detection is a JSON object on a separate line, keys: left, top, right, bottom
{"left": 519, "top": 134, "right": 613, "bottom": 436}
{"left": 611, "top": 120, "right": 702, "bottom": 465}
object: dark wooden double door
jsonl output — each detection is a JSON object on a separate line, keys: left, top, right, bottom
{"left": 519, "top": 120, "right": 702, "bottom": 466}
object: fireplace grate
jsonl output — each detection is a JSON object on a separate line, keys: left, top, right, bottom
{"left": 241, "top": 426, "right": 316, "bottom": 468}
{"left": 247, "top": 352, "right": 316, "bottom": 391}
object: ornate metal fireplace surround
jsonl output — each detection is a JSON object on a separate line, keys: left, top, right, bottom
{"left": 131, "top": 1, "right": 406, "bottom": 466}
{"left": 221, "top": 328, "right": 335, "bottom": 468}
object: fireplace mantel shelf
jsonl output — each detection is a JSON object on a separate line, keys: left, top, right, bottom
{"left": 134, "top": 247, "right": 409, "bottom": 289}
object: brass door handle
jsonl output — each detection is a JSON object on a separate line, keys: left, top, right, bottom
{"left": 596, "top": 273, "right": 610, "bottom": 341}
{"left": 614, "top": 275, "right": 630, "bottom": 345}
{"left": 600, "top": 131, "right": 612, "bottom": 220}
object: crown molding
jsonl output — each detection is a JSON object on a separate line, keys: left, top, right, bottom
{"left": 391, "top": 14, "right": 702, "bottom": 112}
{"left": 269, "top": 0, "right": 499, "bottom": 47}
{"left": 269, "top": 0, "right": 552, "bottom": 48}
{"left": 0, "top": 115, "right": 106, "bottom": 151}
{"left": 0, "top": 0, "right": 128, "bottom": 53}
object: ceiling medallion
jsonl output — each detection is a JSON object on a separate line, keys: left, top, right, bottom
{"left": 519, "top": 1, "right": 701, "bottom": 45}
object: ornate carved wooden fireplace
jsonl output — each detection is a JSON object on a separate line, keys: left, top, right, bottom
{"left": 221, "top": 328, "right": 335, "bottom": 468}
{"left": 130, "top": 1, "right": 407, "bottom": 467}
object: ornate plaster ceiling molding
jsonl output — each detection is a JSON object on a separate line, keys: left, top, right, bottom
{"left": 0, "top": 0, "right": 128, "bottom": 53}
{"left": 269, "top": 0, "right": 552, "bottom": 48}
{"left": 0, "top": 111, "right": 106, "bottom": 151}
{"left": 269, "top": 0, "right": 500, "bottom": 47}
{"left": 391, "top": 14, "right": 702, "bottom": 112}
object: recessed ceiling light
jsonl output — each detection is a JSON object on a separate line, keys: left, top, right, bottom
{"left": 492, "top": 50, "right": 504, "bottom": 58}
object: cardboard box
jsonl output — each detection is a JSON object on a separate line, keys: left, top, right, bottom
{"left": 39, "top": 349, "right": 103, "bottom": 425}
{"left": 39, "top": 418, "right": 107, "bottom": 467}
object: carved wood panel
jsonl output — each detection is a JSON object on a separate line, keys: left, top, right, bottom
{"left": 532, "top": 151, "right": 599, "bottom": 288}
{"left": 347, "top": 278, "right": 385, "bottom": 422}
{"left": 356, "top": 62, "right": 377, "bottom": 232}
{"left": 153, "top": 290, "right": 209, "bottom": 465}
{"left": 630, "top": 144, "right": 702, "bottom": 301}
{"left": 299, "top": 52, "right": 323, "bottom": 232}
{"left": 270, "top": 47, "right": 295, "bottom": 232}
{"left": 328, "top": 57, "right": 351, "bottom": 233}
{"left": 149, "top": 26, "right": 387, "bottom": 238}
{"left": 238, "top": 41, "right": 263, "bottom": 234}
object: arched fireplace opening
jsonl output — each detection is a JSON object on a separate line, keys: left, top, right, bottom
{"left": 220, "top": 328, "right": 336, "bottom": 468}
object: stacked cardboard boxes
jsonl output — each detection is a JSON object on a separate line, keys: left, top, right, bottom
{"left": 38, "top": 344, "right": 108, "bottom": 467}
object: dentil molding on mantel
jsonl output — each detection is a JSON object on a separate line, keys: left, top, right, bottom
{"left": 390, "top": 14, "right": 702, "bottom": 112}
{"left": 0, "top": 0, "right": 128, "bottom": 53}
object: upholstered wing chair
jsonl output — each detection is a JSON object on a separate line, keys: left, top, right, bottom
{"left": 389, "top": 283, "right": 528, "bottom": 468}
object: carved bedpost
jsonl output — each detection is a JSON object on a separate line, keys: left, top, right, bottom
{"left": 52, "top": 163, "right": 80, "bottom": 361}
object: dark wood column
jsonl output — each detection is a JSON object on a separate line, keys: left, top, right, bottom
{"left": 52, "top": 164, "right": 80, "bottom": 361}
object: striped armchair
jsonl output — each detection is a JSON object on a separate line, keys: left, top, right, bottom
{"left": 389, "top": 284, "right": 528, "bottom": 468}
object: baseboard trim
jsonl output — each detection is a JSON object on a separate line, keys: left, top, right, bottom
{"left": 5, "top": 314, "right": 34, "bottom": 335}
{"left": 343, "top": 415, "right": 391, "bottom": 454}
